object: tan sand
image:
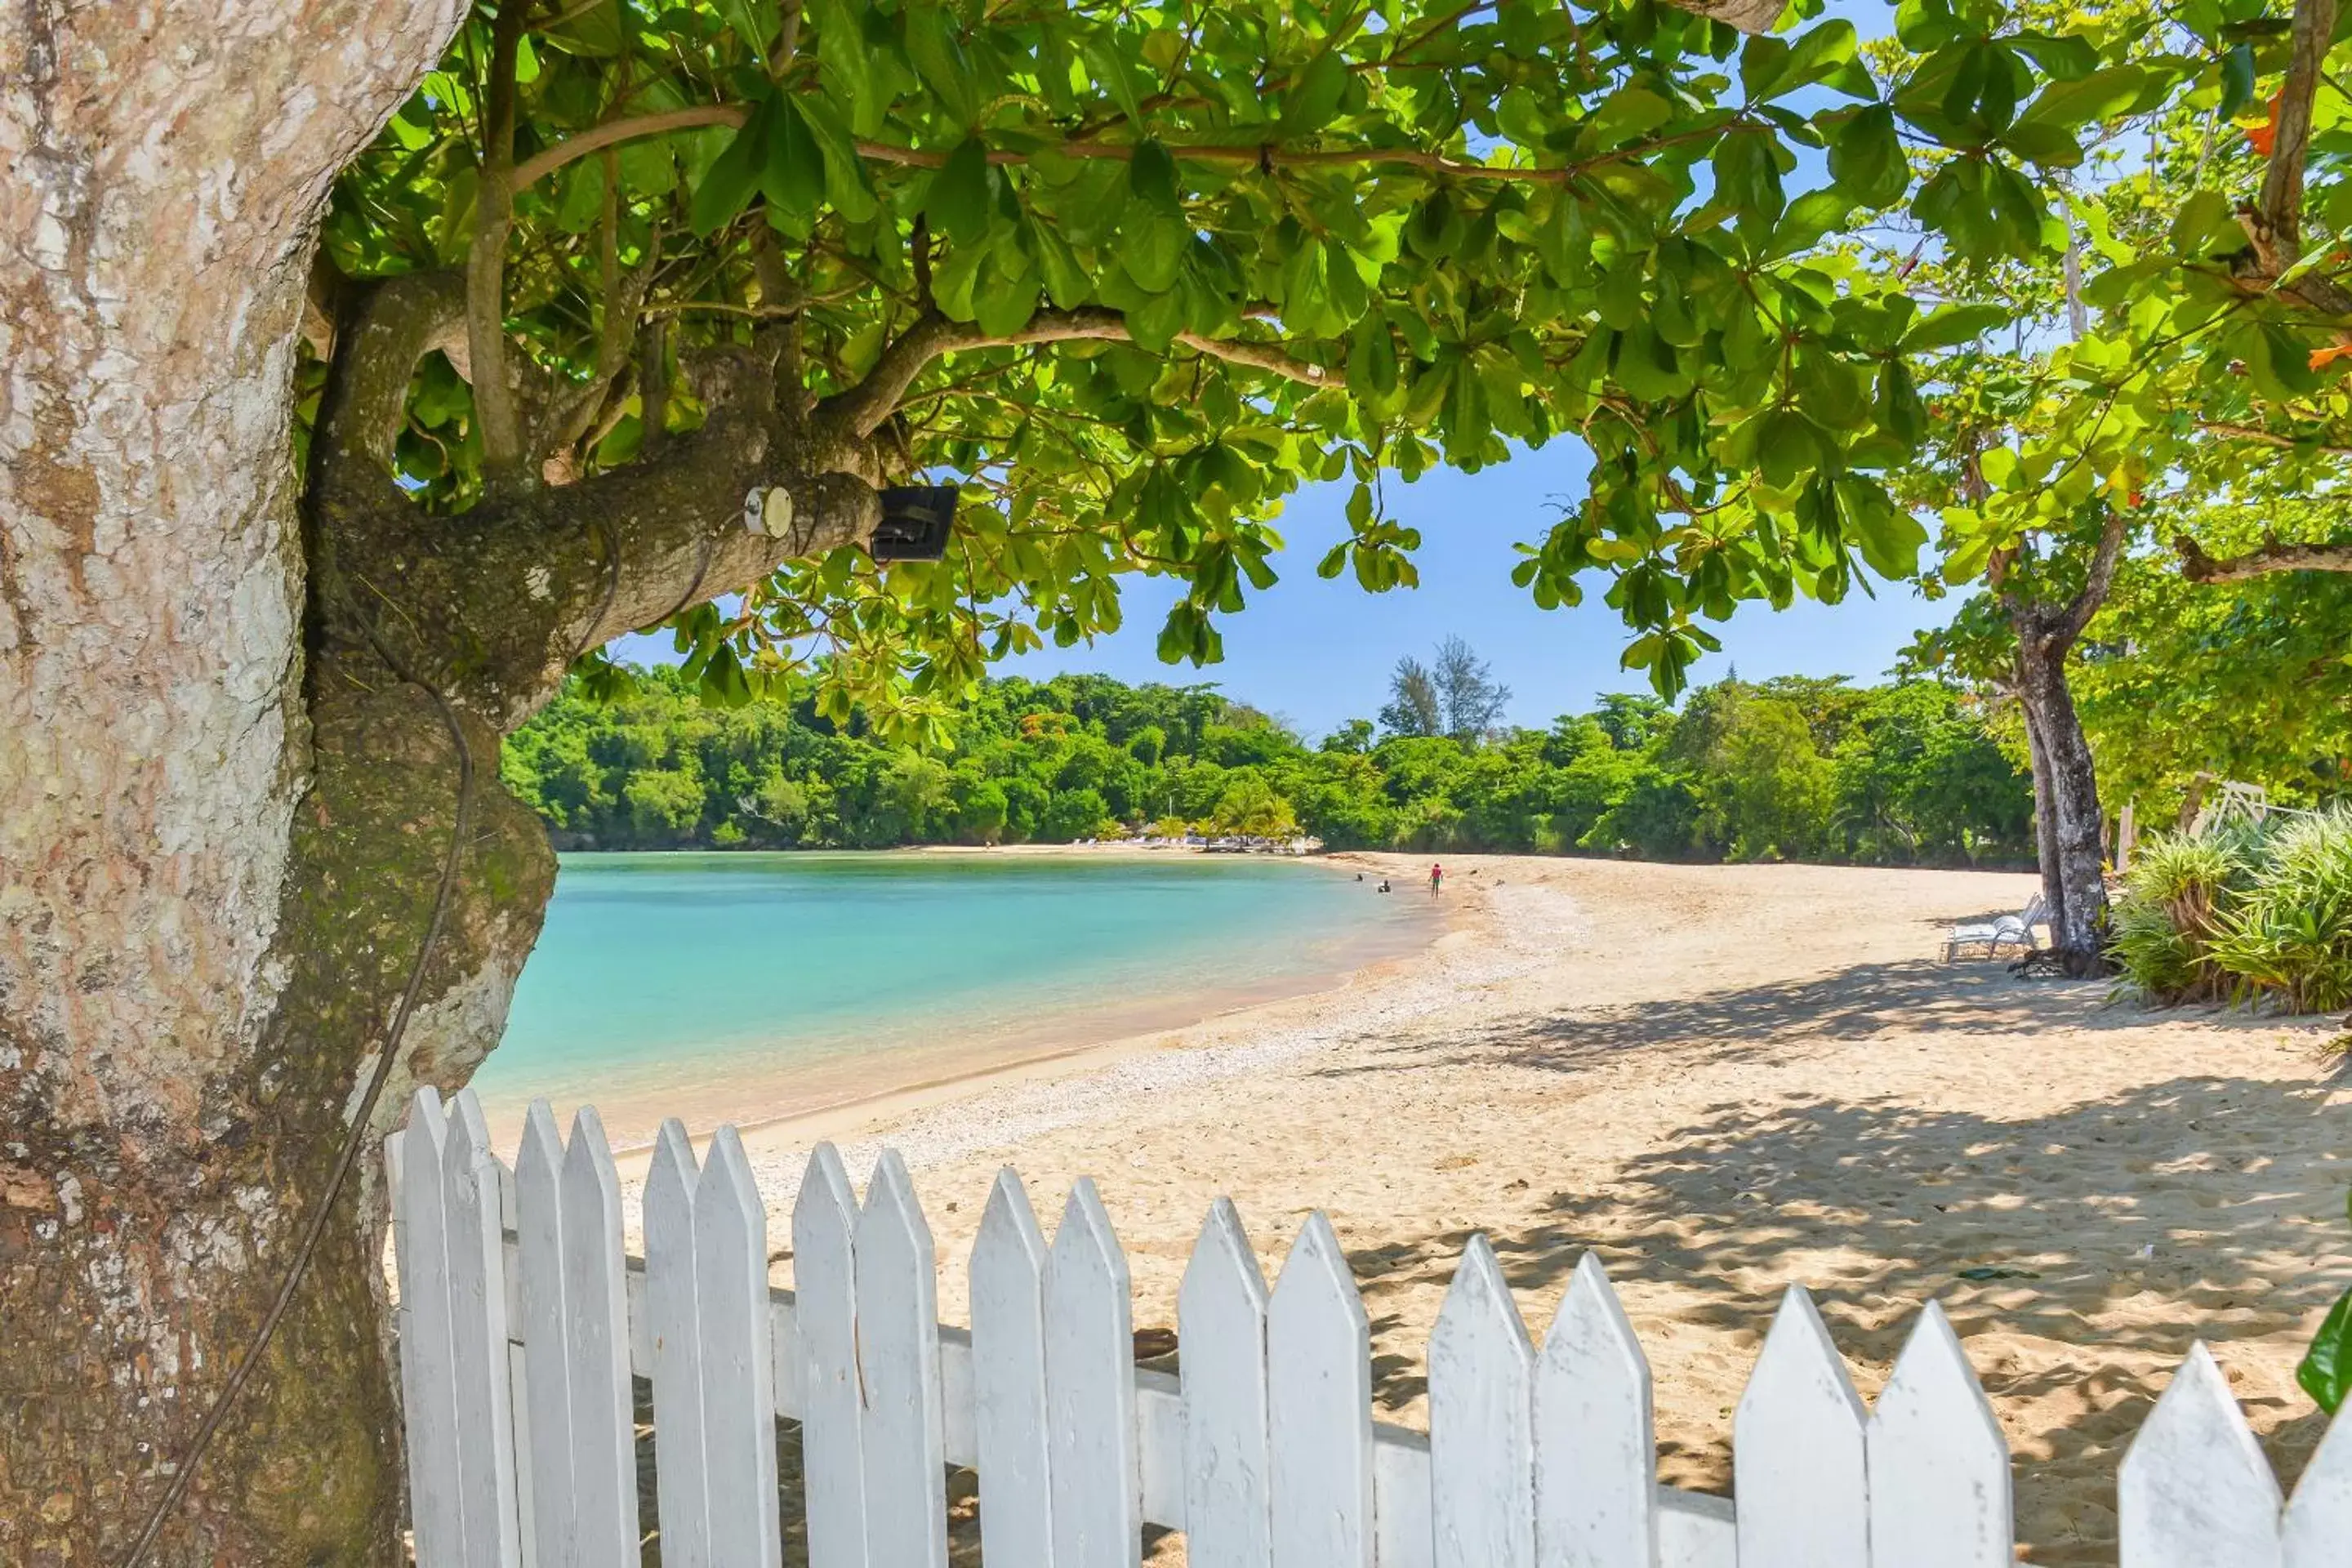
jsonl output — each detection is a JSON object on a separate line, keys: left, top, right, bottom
{"left": 601, "top": 855, "right": 2350, "bottom": 1566}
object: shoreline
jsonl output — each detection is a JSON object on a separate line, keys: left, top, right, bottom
{"left": 480, "top": 847, "right": 1451, "bottom": 1156}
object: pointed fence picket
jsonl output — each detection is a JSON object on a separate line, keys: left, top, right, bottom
{"left": 1429, "top": 1234, "right": 1535, "bottom": 1568}
{"left": 791, "top": 1143, "right": 866, "bottom": 1568}
{"left": 388, "top": 1102, "right": 2352, "bottom": 1568}
{"left": 644, "top": 1120, "right": 711, "bottom": 1567}
{"left": 1178, "top": 1197, "right": 1272, "bottom": 1568}
{"left": 2118, "top": 1341, "right": 2284, "bottom": 1568}
{"left": 971, "top": 1169, "right": 1056, "bottom": 1566}
{"left": 1267, "top": 1211, "right": 1376, "bottom": 1568}
{"left": 1734, "top": 1286, "right": 1871, "bottom": 1568}
{"left": 1045, "top": 1178, "right": 1143, "bottom": 1568}
{"left": 1533, "top": 1253, "right": 1657, "bottom": 1568}
{"left": 854, "top": 1150, "right": 949, "bottom": 1568}
{"left": 2285, "top": 1390, "right": 2352, "bottom": 1566}
{"left": 1866, "top": 1299, "right": 2011, "bottom": 1568}
{"left": 513, "top": 1102, "right": 639, "bottom": 1568}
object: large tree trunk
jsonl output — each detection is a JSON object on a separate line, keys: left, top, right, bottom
{"left": 1, "top": 5, "right": 478, "bottom": 1560}
{"left": 2013, "top": 630, "right": 2109, "bottom": 973}
{"left": 2017, "top": 696, "right": 2067, "bottom": 929}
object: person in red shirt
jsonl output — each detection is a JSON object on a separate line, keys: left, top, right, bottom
{"left": 1429, "top": 862, "right": 1444, "bottom": 896}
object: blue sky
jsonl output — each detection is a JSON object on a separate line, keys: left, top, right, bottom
{"left": 615, "top": 440, "right": 1957, "bottom": 743}
{"left": 996, "top": 439, "right": 1955, "bottom": 742}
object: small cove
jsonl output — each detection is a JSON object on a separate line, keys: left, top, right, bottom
{"left": 472, "top": 849, "right": 1438, "bottom": 1147}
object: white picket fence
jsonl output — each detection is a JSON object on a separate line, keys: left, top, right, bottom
{"left": 388, "top": 1085, "right": 2352, "bottom": 1567}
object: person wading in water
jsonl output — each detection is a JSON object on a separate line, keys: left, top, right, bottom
{"left": 1429, "top": 862, "right": 1445, "bottom": 897}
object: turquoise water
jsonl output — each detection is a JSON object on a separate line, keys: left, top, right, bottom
{"left": 474, "top": 853, "right": 1432, "bottom": 1143}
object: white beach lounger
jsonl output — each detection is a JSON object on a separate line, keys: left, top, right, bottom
{"left": 1944, "top": 892, "right": 2048, "bottom": 962}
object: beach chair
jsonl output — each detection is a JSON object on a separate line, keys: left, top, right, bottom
{"left": 1943, "top": 892, "right": 2047, "bottom": 962}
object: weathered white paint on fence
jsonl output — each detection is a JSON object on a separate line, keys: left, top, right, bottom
{"left": 1533, "top": 1254, "right": 1656, "bottom": 1568}
{"left": 514, "top": 1105, "right": 577, "bottom": 1568}
{"left": 1865, "top": 1299, "right": 2011, "bottom": 1568}
{"left": 693, "top": 1127, "right": 781, "bottom": 1568}
{"left": 1268, "top": 1210, "right": 1375, "bottom": 1568}
{"left": 559, "top": 1107, "right": 639, "bottom": 1567}
{"left": 1045, "top": 1178, "right": 1143, "bottom": 1568}
{"left": 2118, "top": 1341, "right": 2283, "bottom": 1568}
{"left": 391, "top": 1104, "right": 2352, "bottom": 1568}
{"left": 1733, "top": 1286, "right": 1869, "bottom": 1568}
{"left": 445, "top": 1092, "right": 524, "bottom": 1568}
{"left": 854, "top": 1150, "right": 949, "bottom": 1568}
{"left": 1429, "top": 1233, "right": 1535, "bottom": 1568}
{"left": 1178, "top": 1197, "right": 1272, "bottom": 1568}
{"left": 390, "top": 1094, "right": 466, "bottom": 1568}
{"left": 2285, "top": 1380, "right": 2352, "bottom": 1566}
{"left": 644, "top": 1120, "right": 711, "bottom": 1567}
{"left": 971, "top": 1169, "right": 1055, "bottom": 1567}
{"left": 791, "top": 1143, "right": 867, "bottom": 1568}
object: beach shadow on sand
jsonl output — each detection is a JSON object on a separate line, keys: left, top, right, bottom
{"left": 1326, "top": 956, "right": 2295, "bottom": 1076}
{"left": 1337, "top": 1062, "right": 2345, "bottom": 1567}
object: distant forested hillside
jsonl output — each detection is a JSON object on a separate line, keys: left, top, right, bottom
{"left": 503, "top": 664, "right": 2034, "bottom": 865}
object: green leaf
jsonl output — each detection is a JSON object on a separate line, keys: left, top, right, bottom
{"left": 795, "top": 93, "right": 880, "bottom": 223}
{"left": 2010, "top": 30, "right": 2098, "bottom": 80}
{"left": 1580, "top": 87, "right": 1673, "bottom": 151}
{"left": 2300, "top": 1286, "right": 2352, "bottom": 1414}
{"left": 1084, "top": 33, "right": 1149, "bottom": 127}
{"left": 1283, "top": 48, "right": 1349, "bottom": 131}
{"left": 760, "top": 97, "right": 827, "bottom": 227}
{"left": 2248, "top": 322, "right": 2322, "bottom": 399}
{"left": 2221, "top": 42, "right": 2257, "bottom": 120}
{"left": 1348, "top": 312, "right": 1401, "bottom": 404}
{"left": 555, "top": 155, "right": 606, "bottom": 233}
{"left": 2018, "top": 66, "right": 2149, "bottom": 131}
{"left": 905, "top": 6, "right": 979, "bottom": 124}
{"left": 2170, "top": 189, "right": 2243, "bottom": 256}
{"left": 699, "top": 642, "right": 753, "bottom": 708}
{"left": 810, "top": 0, "right": 882, "bottom": 135}
{"left": 1129, "top": 139, "right": 1183, "bottom": 216}
{"left": 929, "top": 136, "right": 994, "bottom": 246}
{"left": 1028, "top": 219, "right": 1092, "bottom": 310}
{"left": 1713, "top": 128, "right": 1785, "bottom": 225}
{"left": 2002, "top": 118, "right": 2085, "bottom": 169}
{"left": 1829, "top": 105, "right": 1908, "bottom": 207}
{"left": 690, "top": 99, "right": 768, "bottom": 234}
{"left": 1838, "top": 475, "right": 1928, "bottom": 577}
{"left": 1757, "top": 408, "right": 1823, "bottom": 488}
{"left": 1876, "top": 359, "right": 1925, "bottom": 447}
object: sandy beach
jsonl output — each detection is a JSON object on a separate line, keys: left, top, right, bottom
{"left": 597, "top": 853, "right": 2349, "bottom": 1566}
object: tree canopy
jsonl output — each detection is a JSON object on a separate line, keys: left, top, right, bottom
{"left": 318, "top": 0, "right": 2351, "bottom": 739}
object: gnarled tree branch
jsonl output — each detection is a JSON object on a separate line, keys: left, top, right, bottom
{"left": 2177, "top": 532, "right": 2352, "bottom": 582}
{"left": 818, "top": 306, "right": 1332, "bottom": 446}
{"left": 466, "top": 0, "right": 537, "bottom": 479}
{"left": 2052, "top": 502, "right": 2129, "bottom": 646}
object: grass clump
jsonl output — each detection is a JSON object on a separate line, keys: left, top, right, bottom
{"left": 2113, "top": 808, "right": 2352, "bottom": 1013}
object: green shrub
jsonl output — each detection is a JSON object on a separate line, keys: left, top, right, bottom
{"left": 2207, "top": 810, "right": 2352, "bottom": 1013}
{"left": 2114, "top": 809, "right": 2352, "bottom": 1013}
{"left": 2110, "top": 830, "right": 2249, "bottom": 1004}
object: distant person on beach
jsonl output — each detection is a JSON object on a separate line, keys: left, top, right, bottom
{"left": 1429, "top": 862, "right": 1444, "bottom": 896}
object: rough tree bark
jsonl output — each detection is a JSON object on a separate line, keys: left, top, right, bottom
{"left": 0, "top": 7, "right": 881, "bottom": 1561}
{"left": 1995, "top": 506, "right": 2129, "bottom": 978}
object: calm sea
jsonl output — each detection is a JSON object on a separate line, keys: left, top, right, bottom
{"left": 471, "top": 852, "right": 1434, "bottom": 1146}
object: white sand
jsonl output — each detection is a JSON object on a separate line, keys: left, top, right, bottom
{"left": 597, "top": 854, "right": 2350, "bottom": 1566}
